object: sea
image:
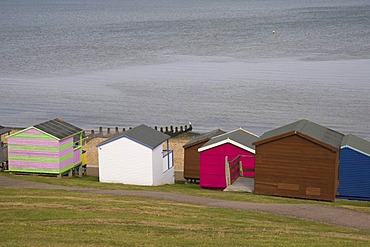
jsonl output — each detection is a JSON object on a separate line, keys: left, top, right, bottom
{"left": 1, "top": 0, "right": 370, "bottom": 139}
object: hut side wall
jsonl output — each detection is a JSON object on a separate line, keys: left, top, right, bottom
{"left": 8, "top": 128, "right": 62, "bottom": 174}
{"left": 152, "top": 144, "right": 174, "bottom": 185}
{"left": 59, "top": 137, "right": 76, "bottom": 173}
{"left": 183, "top": 141, "right": 207, "bottom": 180}
{"left": 200, "top": 143, "right": 255, "bottom": 189}
{"left": 255, "top": 135, "right": 338, "bottom": 201}
{"left": 338, "top": 147, "right": 370, "bottom": 200}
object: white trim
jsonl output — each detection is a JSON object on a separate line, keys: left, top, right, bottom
{"left": 208, "top": 128, "right": 259, "bottom": 140}
{"left": 238, "top": 127, "right": 260, "bottom": 138}
{"left": 198, "top": 138, "right": 255, "bottom": 154}
{"left": 341, "top": 145, "right": 370, "bottom": 158}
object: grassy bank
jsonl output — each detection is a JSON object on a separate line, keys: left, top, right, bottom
{"left": 2, "top": 173, "right": 370, "bottom": 213}
{"left": 0, "top": 186, "right": 369, "bottom": 246}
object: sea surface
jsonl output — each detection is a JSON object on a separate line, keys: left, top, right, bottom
{"left": 1, "top": 0, "right": 370, "bottom": 139}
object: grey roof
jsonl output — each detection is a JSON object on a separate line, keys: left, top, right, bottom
{"left": 183, "top": 129, "right": 226, "bottom": 148}
{"left": 34, "top": 118, "right": 83, "bottom": 140}
{"left": 258, "top": 119, "right": 344, "bottom": 149}
{"left": 201, "top": 128, "right": 259, "bottom": 150}
{"left": 97, "top": 124, "right": 170, "bottom": 149}
{"left": 0, "top": 125, "right": 11, "bottom": 136}
{"left": 341, "top": 134, "right": 370, "bottom": 155}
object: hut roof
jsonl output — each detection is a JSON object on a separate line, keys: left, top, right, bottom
{"left": 255, "top": 119, "right": 344, "bottom": 149}
{"left": 0, "top": 125, "right": 11, "bottom": 136}
{"left": 183, "top": 129, "right": 226, "bottom": 148}
{"left": 34, "top": 118, "right": 83, "bottom": 139}
{"left": 97, "top": 124, "right": 170, "bottom": 149}
{"left": 198, "top": 128, "right": 259, "bottom": 153}
{"left": 341, "top": 134, "right": 370, "bottom": 156}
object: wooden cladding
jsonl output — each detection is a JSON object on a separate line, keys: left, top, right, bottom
{"left": 254, "top": 134, "right": 339, "bottom": 201}
{"left": 306, "top": 187, "right": 321, "bottom": 196}
{"left": 278, "top": 183, "right": 299, "bottom": 191}
{"left": 183, "top": 141, "right": 206, "bottom": 180}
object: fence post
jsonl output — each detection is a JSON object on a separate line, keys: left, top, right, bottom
{"left": 239, "top": 160, "right": 243, "bottom": 176}
{"left": 225, "top": 156, "right": 230, "bottom": 186}
{"left": 115, "top": 127, "right": 119, "bottom": 133}
{"left": 99, "top": 127, "right": 103, "bottom": 134}
{"left": 107, "top": 128, "right": 110, "bottom": 135}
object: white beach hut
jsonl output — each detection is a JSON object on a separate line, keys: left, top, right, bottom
{"left": 97, "top": 124, "right": 174, "bottom": 185}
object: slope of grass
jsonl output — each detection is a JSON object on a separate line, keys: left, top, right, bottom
{"left": 0, "top": 187, "right": 369, "bottom": 246}
{"left": 2, "top": 173, "right": 370, "bottom": 213}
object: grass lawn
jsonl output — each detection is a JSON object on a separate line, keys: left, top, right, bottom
{"left": 0, "top": 186, "right": 369, "bottom": 246}
{"left": 2, "top": 173, "right": 370, "bottom": 213}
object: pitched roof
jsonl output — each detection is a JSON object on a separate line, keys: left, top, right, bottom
{"left": 0, "top": 125, "right": 11, "bottom": 136}
{"left": 198, "top": 128, "right": 259, "bottom": 153}
{"left": 97, "top": 124, "right": 170, "bottom": 149}
{"left": 256, "top": 119, "right": 344, "bottom": 149}
{"left": 183, "top": 129, "right": 226, "bottom": 148}
{"left": 341, "top": 134, "right": 370, "bottom": 156}
{"left": 34, "top": 118, "right": 83, "bottom": 139}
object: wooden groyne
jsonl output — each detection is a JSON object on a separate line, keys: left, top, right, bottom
{"left": 84, "top": 124, "right": 192, "bottom": 141}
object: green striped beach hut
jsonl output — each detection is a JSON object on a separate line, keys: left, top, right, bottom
{"left": 7, "top": 118, "right": 86, "bottom": 175}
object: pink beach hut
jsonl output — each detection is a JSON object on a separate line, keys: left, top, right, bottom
{"left": 198, "top": 128, "right": 259, "bottom": 189}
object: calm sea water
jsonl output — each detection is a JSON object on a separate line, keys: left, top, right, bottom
{"left": 1, "top": 0, "right": 370, "bottom": 139}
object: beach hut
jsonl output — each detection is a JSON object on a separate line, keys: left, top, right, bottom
{"left": 97, "top": 124, "right": 174, "bottom": 186}
{"left": 198, "top": 128, "right": 259, "bottom": 189}
{"left": 0, "top": 125, "right": 11, "bottom": 168}
{"left": 183, "top": 129, "right": 226, "bottom": 181}
{"left": 337, "top": 134, "right": 370, "bottom": 200}
{"left": 7, "top": 118, "right": 86, "bottom": 176}
{"left": 253, "top": 119, "right": 344, "bottom": 201}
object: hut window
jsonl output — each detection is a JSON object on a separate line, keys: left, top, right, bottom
{"left": 74, "top": 141, "right": 81, "bottom": 149}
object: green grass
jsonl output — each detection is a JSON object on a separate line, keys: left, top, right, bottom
{"left": 0, "top": 186, "right": 369, "bottom": 246}
{"left": 2, "top": 173, "right": 370, "bottom": 213}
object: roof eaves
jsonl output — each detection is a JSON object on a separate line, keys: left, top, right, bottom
{"left": 297, "top": 132, "right": 339, "bottom": 152}
{"left": 198, "top": 138, "right": 255, "bottom": 154}
{"left": 33, "top": 127, "right": 61, "bottom": 140}
{"left": 183, "top": 138, "right": 210, "bottom": 149}
{"left": 238, "top": 127, "right": 260, "bottom": 138}
{"left": 253, "top": 131, "right": 296, "bottom": 146}
{"left": 96, "top": 133, "right": 126, "bottom": 147}
{"left": 341, "top": 145, "right": 370, "bottom": 158}
{"left": 96, "top": 133, "right": 163, "bottom": 149}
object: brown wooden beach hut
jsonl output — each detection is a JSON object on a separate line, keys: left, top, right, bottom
{"left": 183, "top": 129, "right": 225, "bottom": 181}
{"left": 253, "top": 119, "right": 344, "bottom": 201}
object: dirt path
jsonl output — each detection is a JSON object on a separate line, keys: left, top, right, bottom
{"left": 1, "top": 174, "right": 370, "bottom": 231}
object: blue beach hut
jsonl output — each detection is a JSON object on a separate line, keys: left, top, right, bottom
{"left": 338, "top": 134, "right": 370, "bottom": 200}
